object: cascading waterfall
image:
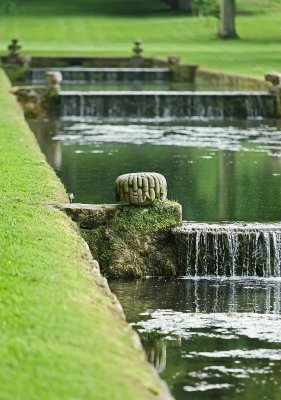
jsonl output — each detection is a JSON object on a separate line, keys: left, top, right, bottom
{"left": 172, "top": 222, "right": 281, "bottom": 277}
{"left": 59, "top": 91, "right": 276, "bottom": 119}
{"left": 28, "top": 67, "right": 171, "bottom": 84}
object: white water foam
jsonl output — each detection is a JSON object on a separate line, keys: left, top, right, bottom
{"left": 191, "top": 349, "right": 281, "bottom": 360}
{"left": 183, "top": 383, "right": 233, "bottom": 392}
{"left": 134, "top": 310, "right": 281, "bottom": 343}
{"left": 54, "top": 123, "right": 281, "bottom": 155}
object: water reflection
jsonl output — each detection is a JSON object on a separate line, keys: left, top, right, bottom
{"left": 142, "top": 335, "right": 167, "bottom": 373}
{"left": 109, "top": 278, "right": 281, "bottom": 400}
{"left": 110, "top": 277, "right": 281, "bottom": 315}
{"left": 218, "top": 152, "right": 236, "bottom": 220}
{"left": 32, "top": 119, "right": 62, "bottom": 171}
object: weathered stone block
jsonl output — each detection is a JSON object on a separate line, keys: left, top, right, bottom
{"left": 62, "top": 201, "right": 182, "bottom": 278}
{"left": 62, "top": 203, "right": 121, "bottom": 229}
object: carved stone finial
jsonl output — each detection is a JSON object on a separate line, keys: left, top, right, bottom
{"left": 45, "top": 71, "right": 63, "bottom": 95}
{"left": 265, "top": 71, "right": 281, "bottom": 87}
{"left": 133, "top": 39, "right": 143, "bottom": 58}
{"left": 167, "top": 55, "right": 181, "bottom": 65}
{"left": 45, "top": 71, "right": 63, "bottom": 86}
{"left": 8, "top": 38, "right": 21, "bottom": 58}
{"left": 115, "top": 172, "right": 167, "bottom": 206}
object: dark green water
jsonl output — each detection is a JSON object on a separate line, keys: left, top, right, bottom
{"left": 110, "top": 277, "right": 281, "bottom": 400}
{"left": 30, "top": 118, "right": 281, "bottom": 221}
{"left": 59, "top": 82, "right": 252, "bottom": 91}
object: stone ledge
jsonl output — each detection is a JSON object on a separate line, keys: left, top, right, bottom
{"left": 62, "top": 202, "right": 182, "bottom": 229}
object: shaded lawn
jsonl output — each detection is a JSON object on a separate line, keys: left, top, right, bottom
{"left": 0, "top": 0, "right": 280, "bottom": 76}
{"left": 4, "top": 0, "right": 281, "bottom": 16}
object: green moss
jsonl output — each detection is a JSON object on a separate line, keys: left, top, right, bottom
{"left": 81, "top": 201, "right": 182, "bottom": 278}
{"left": 171, "top": 65, "right": 198, "bottom": 83}
{"left": 11, "top": 84, "right": 60, "bottom": 119}
{"left": 42, "top": 86, "right": 60, "bottom": 117}
{"left": 3, "top": 64, "right": 28, "bottom": 84}
{"left": 196, "top": 68, "right": 270, "bottom": 90}
{"left": 110, "top": 201, "right": 180, "bottom": 232}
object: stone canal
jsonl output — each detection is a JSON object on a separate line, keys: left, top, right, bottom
{"left": 30, "top": 116, "right": 281, "bottom": 399}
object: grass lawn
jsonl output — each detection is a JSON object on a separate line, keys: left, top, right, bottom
{"left": 0, "top": 0, "right": 280, "bottom": 77}
{"left": 0, "top": 68, "right": 167, "bottom": 400}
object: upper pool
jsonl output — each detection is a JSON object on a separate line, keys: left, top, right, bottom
{"left": 30, "top": 118, "right": 281, "bottom": 222}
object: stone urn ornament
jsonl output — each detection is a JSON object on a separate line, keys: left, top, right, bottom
{"left": 45, "top": 71, "right": 63, "bottom": 86}
{"left": 115, "top": 172, "right": 167, "bottom": 206}
{"left": 265, "top": 71, "right": 281, "bottom": 90}
{"left": 132, "top": 39, "right": 143, "bottom": 58}
{"left": 8, "top": 38, "right": 21, "bottom": 58}
{"left": 167, "top": 55, "right": 181, "bottom": 66}
{"left": 45, "top": 71, "right": 63, "bottom": 96}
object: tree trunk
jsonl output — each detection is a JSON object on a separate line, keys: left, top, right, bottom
{"left": 219, "top": 0, "right": 239, "bottom": 39}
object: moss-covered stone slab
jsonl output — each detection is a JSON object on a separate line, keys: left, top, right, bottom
{"left": 63, "top": 201, "right": 182, "bottom": 278}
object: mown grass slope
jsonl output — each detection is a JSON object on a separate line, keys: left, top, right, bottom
{"left": 0, "top": 0, "right": 280, "bottom": 77}
{"left": 0, "top": 68, "right": 167, "bottom": 400}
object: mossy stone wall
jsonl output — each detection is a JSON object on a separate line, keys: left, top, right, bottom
{"left": 64, "top": 201, "right": 182, "bottom": 278}
{"left": 196, "top": 68, "right": 272, "bottom": 90}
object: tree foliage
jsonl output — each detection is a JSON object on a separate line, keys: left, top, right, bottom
{"left": 192, "top": 0, "right": 219, "bottom": 17}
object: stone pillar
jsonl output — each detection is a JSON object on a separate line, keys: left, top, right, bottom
{"left": 265, "top": 71, "right": 281, "bottom": 117}
{"left": 45, "top": 71, "right": 63, "bottom": 95}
